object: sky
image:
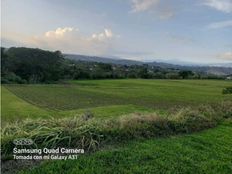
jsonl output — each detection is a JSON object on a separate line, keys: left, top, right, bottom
{"left": 1, "top": 0, "right": 232, "bottom": 64}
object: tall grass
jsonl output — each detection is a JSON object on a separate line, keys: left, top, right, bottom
{"left": 1, "top": 101, "right": 232, "bottom": 159}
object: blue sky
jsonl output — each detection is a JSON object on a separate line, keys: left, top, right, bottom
{"left": 1, "top": 0, "right": 232, "bottom": 63}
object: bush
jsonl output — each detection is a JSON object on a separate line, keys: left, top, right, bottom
{"left": 169, "top": 108, "right": 217, "bottom": 133}
{"left": 213, "top": 101, "right": 232, "bottom": 119}
{"left": 222, "top": 87, "right": 232, "bottom": 94}
{"left": 1, "top": 102, "right": 232, "bottom": 159}
{"left": 1, "top": 72, "right": 27, "bottom": 84}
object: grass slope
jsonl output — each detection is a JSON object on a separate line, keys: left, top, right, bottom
{"left": 1, "top": 86, "right": 153, "bottom": 123}
{"left": 1, "top": 87, "right": 51, "bottom": 123}
{"left": 5, "top": 80, "right": 232, "bottom": 112}
{"left": 20, "top": 121, "right": 232, "bottom": 174}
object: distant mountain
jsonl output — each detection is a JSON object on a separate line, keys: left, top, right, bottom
{"left": 64, "top": 54, "right": 143, "bottom": 66}
{"left": 152, "top": 59, "right": 201, "bottom": 66}
{"left": 64, "top": 54, "right": 232, "bottom": 75}
{"left": 148, "top": 62, "right": 232, "bottom": 75}
{"left": 208, "top": 63, "right": 232, "bottom": 68}
{"left": 152, "top": 59, "right": 232, "bottom": 68}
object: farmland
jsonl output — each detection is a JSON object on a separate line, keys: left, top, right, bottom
{"left": 2, "top": 79, "right": 232, "bottom": 122}
{"left": 1, "top": 79, "right": 232, "bottom": 174}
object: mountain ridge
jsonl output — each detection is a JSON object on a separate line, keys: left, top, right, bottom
{"left": 64, "top": 54, "right": 232, "bottom": 75}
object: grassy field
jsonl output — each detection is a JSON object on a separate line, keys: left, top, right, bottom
{"left": 1, "top": 79, "right": 232, "bottom": 174}
{"left": 1, "top": 83, "right": 156, "bottom": 123}
{"left": 1, "top": 86, "right": 150, "bottom": 123}
{"left": 6, "top": 80, "right": 232, "bottom": 110}
{"left": 2, "top": 79, "right": 231, "bottom": 123}
{"left": 1, "top": 87, "right": 52, "bottom": 122}
{"left": 20, "top": 121, "right": 232, "bottom": 174}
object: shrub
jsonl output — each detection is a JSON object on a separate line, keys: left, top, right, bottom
{"left": 1, "top": 102, "right": 232, "bottom": 160}
{"left": 169, "top": 108, "right": 217, "bottom": 133}
{"left": 213, "top": 101, "right": 232, "bottom": 119}
{"left": 1, "top": 72, "right": 27, "bottom": 84}
{"left": 222, "top": 87, "right": 232, "bottom": 94}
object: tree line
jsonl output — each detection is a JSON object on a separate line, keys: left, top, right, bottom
{"left": 1, "top": 47, "right": 224, "bottom": 84}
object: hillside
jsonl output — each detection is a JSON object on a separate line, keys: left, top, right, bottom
{"left": 65, "top": 54, "right": 232, "bottom": 75}
{"left": 64, "top": 54, "right": 143, "bottom": 66}
{"left": 1, "top": 47, "right": 231, "bottom": 85}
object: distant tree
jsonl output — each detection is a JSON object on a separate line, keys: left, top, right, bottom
{"left": 178, "top": 70, "right": 194, "bottom": 79}
{"left": 138, "top": 66, "right": 149, "bottom": 78}
{"left": 1, "top": 47, "right": 223, "bottom": 83}
{"left": 165, "top": 72, "right": 181, "bottom": 79}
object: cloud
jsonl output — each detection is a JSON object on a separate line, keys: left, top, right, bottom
{"left": 3, "top": 27, "right": 117, "bottom": 55}
{"left": 208, "top": 20, "right": 232, "bottom": 29}
{"left": 218, "top": 52, "right": 232, "bottom": 60}
{"left": 130, "top": 0, "right": 160, "bottom": 13}
{"left": 91, "top": 29, "right": 113, "bottom": 41}
{"left": 203, "top": 0, "right": 232, "bottom": 13}
{"left": 43, "top": 27, "right": 114, "bottom": 42}
{"left": 45, "top": 27, "right": 76, "bottom": 38}
{"left": 130, "top": 0, "right": 174, "bottom": 20}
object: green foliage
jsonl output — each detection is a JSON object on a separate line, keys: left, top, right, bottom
{"left": 1, "top": 72, "right": 27, "bottom": 84}
{"left": 179, "top": 70, "right": 194, "bottom": 79}
{"left": 1, "top": 47, "right": 65, "bottom": 83}
{"left": 222, "top": 87, "right": 232, "bottom": 94}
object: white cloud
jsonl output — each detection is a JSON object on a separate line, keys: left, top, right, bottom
{"left": 203, "top": 0, "right": 232, "bottom": 13}
{"left": 45, "top": 27, "right": 75, "bottom": 38}
{"left": 91, "top": 29, "right": 113, "bottom": 41}
{"left": 208, "top": 20, "right": 232, "bottom": 29}
{"left": 131, "top": 0, "right": 160, "bottom": 13}
{"left": 26, "top": 27, "right": 117, "bottom": 55}
{"left": 218, "top": 52, "right": 232, "bottom": 60}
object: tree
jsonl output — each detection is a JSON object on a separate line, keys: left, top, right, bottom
{"left": 138, "top": 66, "right": 149, "bottom": 78}
{"left": 178, "top": 70, "right": 194, "bottom": 79}
{"left": 1, "top": 47, "right": 65, "bottom": 83}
